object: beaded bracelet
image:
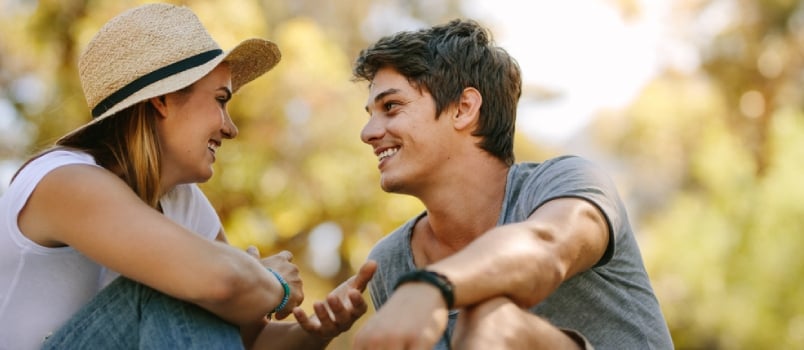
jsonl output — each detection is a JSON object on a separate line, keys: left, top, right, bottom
{"left": 266, "top": 268, "right": 290, "bottom": 315}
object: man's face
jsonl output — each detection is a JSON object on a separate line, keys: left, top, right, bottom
{"left": 361, "top": 67, "right": 455, "bottom": 195}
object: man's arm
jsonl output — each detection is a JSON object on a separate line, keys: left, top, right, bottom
{"left": 431, "top": 197, "right": 609, "bottom": 308}
{"left": 353, "top": 197, "right": 609, "bottom": 349}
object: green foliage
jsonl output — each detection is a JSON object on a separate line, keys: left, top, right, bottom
{"left": 599, "top": 0, "right": 804, "bottom": 346}
{"left": 642, "top": 109, "right": 804, "bottom": 349}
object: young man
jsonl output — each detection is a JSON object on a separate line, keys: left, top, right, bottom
{"left": 351, "top": 19, "right": 674, "bottom": 349}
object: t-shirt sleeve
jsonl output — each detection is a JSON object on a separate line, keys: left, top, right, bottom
{"left": 514, "top": 156, "right": 626, "bottom": 266}
{"left": 159, "top": 184, "right": 221, "bottom": 241}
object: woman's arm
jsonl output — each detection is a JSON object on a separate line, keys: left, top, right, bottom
{"left": 18, "top": 164, "right": 294, "bottom": 327}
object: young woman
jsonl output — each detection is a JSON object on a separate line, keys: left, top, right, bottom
{"left": 0, "top": 4, "right": 374, "bottom": 349}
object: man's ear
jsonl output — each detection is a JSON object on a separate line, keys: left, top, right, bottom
{"left": 149, "top": 96, "right": 169, "bottom": 118}
{"left": 453, "top": 87, "right": 482, "bottom": 131}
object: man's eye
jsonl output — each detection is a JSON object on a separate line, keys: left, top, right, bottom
{"left": 384, "top": 102, "right": 398, "bottom": 111}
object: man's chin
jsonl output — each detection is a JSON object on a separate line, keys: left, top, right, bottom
{"left": 379, "top": 177, "right": 400, "bottom": 193}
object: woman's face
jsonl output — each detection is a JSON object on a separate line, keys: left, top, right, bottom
{"left": 154, "top": 63, "right": 236, "bottom": 188}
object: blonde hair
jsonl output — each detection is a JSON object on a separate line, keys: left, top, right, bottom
{"left": 55, "top": 101, "right": 163, "bottom": 208}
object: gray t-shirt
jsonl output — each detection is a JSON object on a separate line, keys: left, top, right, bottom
{"left": 367, "top": 155, "right": 674, "bottom": 349}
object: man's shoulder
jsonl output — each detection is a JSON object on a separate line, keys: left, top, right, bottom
{"left": 510, "top": 155, "right": 610, "bottom": 189}
{"left": 513, "top": 155, "right": 593, "bottom": 172}
{"left": 369, "top": 221, "right": 413, "bottom": 257}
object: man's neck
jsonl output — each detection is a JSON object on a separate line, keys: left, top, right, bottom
{"left": 411, "top": 161, "right": 510, "bottom": 266}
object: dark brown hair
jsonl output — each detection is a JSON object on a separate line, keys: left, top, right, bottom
{"left": 353, "top": 19, "right": 522, "bottom": 165}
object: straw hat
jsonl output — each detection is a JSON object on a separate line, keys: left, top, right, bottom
{"left": 71, "top": 3, "right": 280, "bottom": 134}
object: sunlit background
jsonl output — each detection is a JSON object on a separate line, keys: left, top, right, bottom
{"left": 1, "top": 0, "right": 802, "bottom": 348}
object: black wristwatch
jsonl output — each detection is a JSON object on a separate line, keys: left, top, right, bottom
{"left": 394, "top": 269, "right": 455, "bottom": 309}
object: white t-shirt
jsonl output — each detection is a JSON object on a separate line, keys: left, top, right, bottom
{"left": 0, "top": 149, "right": 221, "bottom": 350}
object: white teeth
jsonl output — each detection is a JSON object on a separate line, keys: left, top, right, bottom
{"left": 378, "top": 147, "right": 399, "bottom": 160}
{"left": 208, "top": 142, "right": 219, "bottom": 153}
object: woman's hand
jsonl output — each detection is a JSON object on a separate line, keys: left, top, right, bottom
{"left": 246, "top": 246, "right": 304, "bottom": 320}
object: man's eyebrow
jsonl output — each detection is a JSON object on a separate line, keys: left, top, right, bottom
{"left": 375, "top": 88, "right": 399, "bottom": 103}
{"left": 365, "top": 88, "right": 401, "bottom": 113}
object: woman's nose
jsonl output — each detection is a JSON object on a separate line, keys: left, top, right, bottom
{"left": 222, "top": 113, "right": 238, "bottom": 139}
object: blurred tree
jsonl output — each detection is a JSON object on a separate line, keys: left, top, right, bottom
{"left": 593, "top": 0, "right": 804, "bottom": 348}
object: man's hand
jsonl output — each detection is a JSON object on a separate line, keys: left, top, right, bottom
{"left": 293, "top": 260, "right": 377, "bottom": 339}
{"left": 353, "top": 281, "right": 450, "bottom": 349}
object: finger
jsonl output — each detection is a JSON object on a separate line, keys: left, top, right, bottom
{"left": 326, "top": 293, "right": 349, "bottom": 320}
{"left": 313, "top": 301, "right": 336, "bottom": 328}
{"left": 275, "top": 307, "right": 293, "bottom": 321}
{"left": 277, "top": 250, "right": 294, "bottom": 262}
{"left": 349, "top": 260, "right": 378, "bottom": 292}
{"left": 330, "top": 293, "right": 364, "bottom": 333}
{"left": 293, "top": 307, "right": 320, "bottom": 331}
{"left": 246, "top": 246, "right": 260, "bottom": 259}
{"left": 347, "top": 289, "right": 368, "bottom": 316}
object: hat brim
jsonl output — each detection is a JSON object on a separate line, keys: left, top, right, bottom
{"left": 226, "top": 38, "right": 281, "bottom": 93}
{"left": 61, "top": 38, "right": 280, "bottom": 142}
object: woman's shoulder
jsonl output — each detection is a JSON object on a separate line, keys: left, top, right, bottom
{"left": 21, "top": 148, "right": 97, "bottom": 174}
{"left": 38, "top": 147, "right": 95, "bottom": 162}
{"left": 10, "top": 148, "right": 99, "bottom": 188}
